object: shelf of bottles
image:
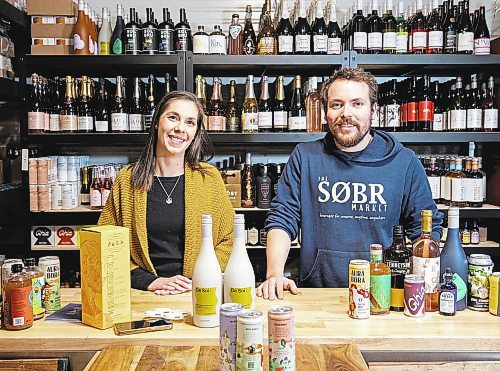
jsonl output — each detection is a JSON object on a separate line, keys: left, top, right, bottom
{"left": 0, "top": 0, "right": 28, "bottom": 29}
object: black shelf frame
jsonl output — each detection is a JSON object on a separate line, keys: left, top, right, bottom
{"left": 0, "top": 184, "right": 21, "bottom": 209}
{"left": 29, "top": 211, "right": 100, "bottom": 226}
{"left": 0, "top": 0, "right": 28, "bottom": 29}
{"left": 439, "top": 207, "right": 500, "bottom": 219}
{"left": 0, "top": 77, "right": 18, "bottom": 99}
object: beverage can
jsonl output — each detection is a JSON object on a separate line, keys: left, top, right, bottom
{"left": 348, "top": 259, "right": 370, "bottom": 319}
{"left": 236, "top": 309, "right": 264, "bottom": 371}
{"left": 468, "top": 254, "right": 494, "bottom": 311}
{"left": 268, "top": 306, "right": 295, "bottom": 371}
{"left": 51, "top": 183, "right": 62, "bottom": 210}
{"left": 38, "top": 256, "right": 61, "bottom": 312}
{"left": 404, "top": 274, "right": 425, "bottom": 317}
{"left": 220, "top": 303, "right": 244, "bottom": 371}
{"left": 488, "top": 272, "right": 499, "bottom": 316}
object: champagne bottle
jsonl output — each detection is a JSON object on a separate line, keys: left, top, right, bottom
{"left": 243, "top": 5, "right": 257, "bottom": 55}
{"left": 258, "top": 76, "right": 273, "bottom": 132}
{"left": 273, "top": 76, "right": 288, "bottom": 132}
{"left": 143, "top": 74, "right": 156, "bottom": 131}
{"left": 276, "top": 0, "right": 294, "bottom": 55}
{"left": 124, "top": 8, "right": 141, "bottom": 54}
{"left": 95, "top": 78, "right": 109, "bottom": 132}
{"left": 288, "top": 75, "right": 306, "bottom": 132}
{"left": 28, "top": 75, "right": 44, "bottom": 133}
{"left": 78, "top": 76, "right": 94, "bottom": 133}
{"left": 327, "top": 0, "right": 342, "bottom": 55}
{"left": 129, "top": 77, "right": 144, "bottom": 132}
{"left": 192, "top": 215, "right": 222, "bottom": 328}
{"left": 242, "top": 75, "right": 259, "bottom": 133}
{"left": 207, "top": 77, "right": 226, "bottom": 132}
{"left": 110, "top": 4, "right": 125, "bottom": 54}
{"left": 226, "top": 80, "right": 241, "bottom": 133}
{"left": 60, "top": 76, "right": 78, "bottom": 133}
{"left": 294, "top": 0, "right": 312, "bottom": 54}
{"left": 312, "top": 0, "right": 327, "bottom": 54}
{"left": 223, "top": 214, "right": 256, "bottom": 309}
{"left": 158, "top": 8, "right": 175, "bottom": 55}
{"left": 111, "top": 76, "right": 128, "bottom": 133}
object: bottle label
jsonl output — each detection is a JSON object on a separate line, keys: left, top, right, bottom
{"left": 259, "top": 228, "right": 267, "bottom": 246}
{"left": 412, "top": 31, "right": 427, "bottom": 49}
{"left": 95, "top": 120, "right": 109, "bottom": 132}
{"left": 60, "top": 115, "right": 78, "bottom": 131}
{"left": 144, "top": 112, "right": 154, "bottom": 129}
{"left": 450, "top": 109, "right": 466, "bottom": 129}
{"left": 439, "top": 290, "right": 456, "bottom": 314}
{"left": 462, "top": 230, "right": 471, "bottom": 244}
{"left": 428, "top": 30, "right": 443, "bottom": 49}
{"left": 101, "top": 188, "right": 111, "bottom": 206}
{"left": 390, "top": 288, "right": 404, "bottom": 308}
{"left": 142, "top": 28, "right": 159, "bottom": 52}
{"left": 129, "top": 113, "right": 144, "bottom": 131}
{"left": 243, "top": 38, "right": 256, "bottom": 55}
{"left": 464, "top": 178, "right": 482, "bottom": 202}
{"left": 383, "top": 32, "right": 397, "bottom": 50}
{"left": 81, "top": 193, "right": 90, "bottom": 204}
{"left": 370, "top": 274, "right": 391, "bottom": 311}
{"left": 90, "top": 189, "right": 102, "bottom": 207}
{"left": 441, "top": 176, "right": 450, "bottom": 201}
{"left": 194, "top": 287, "right": 218, "bottom": 315}
{"left": 471, "top": 231, "right": 480, "bottom": 244}
{"left": 295, "top": 34, "right": 311, "bottom": 52}
{"left": 227, "top": 116, "right": 241, "bottom": 132}
{"left": 125, "top": 27, "right": 141, "bottom": 53}
{"left": 247, "top": 228, "right": 259, "bottom": 245}
{"left": 371, "top": 108, "right": 380, "bottom": 127}
{"left": 278, "top": 35, "right": 294, "bottom": 53}
{"left": 407, "top": 102, "right": 418, "bottom": 122}
{"left": 78, "top": 116, "right": 93, "bottom": 131}
{"left": 353, "top": 32, "right": 367, "bottom": 49}
{"left": 444, "top": 30, "right": 457, "bottom": 51}
{"left": 210, "top": 35, "right": 227, "bottom": 54}
{"left": 428, "top": 176, "right": 441, "bottom": 200}
{"left": 327, "top": 37, "right": 342, "bottom": 54}
{"left": 159, "top": 28, "right": 174, "bottom": 54}
{"left": 193, "top": 34, "right": 210, "bottom": 54}
{"left": 452, "top": 273, "right": 467, "bottom": 301}
{"left": 229, "top": 25, "right": 242, "bottom": 39}
{"left": 73, "top": 32, "right": 86, "bottom": 51}
{"left": 175, "top": 28, "right": 190, "bottom": 52}
{"left": 412, "top": 256, "right": 440, "bottom": 294}
{"left": 242, "top": 112, "right": 259, "bottom": 131}
{"left": 443, "top": 111, "right": 448, "bottom": 130}
{"left": 208, "top": 115, "right": 227, "bottom": 131}
{"left": 458, "top": 32, "right": 474, "bottom": 52}
{"left": 49, "top": 113, "right": 60, "bottom": 132}
{"left": 450, "top": 178, "right": 465, "bottom": 202}
{"left": 28, "top": 112, "right": 45, "bottom": 130}
{"left": 89, "top": 35, "right": 96, "bottom": 54}
{"left": 368, "top": 32, "right": 383, "bottom": 51}
{"left": 7, "top": 285, "right": 33, "bottom": 327}
{"left": 258, "top": 111, "right": 272, "bottom": 129}
{"left": 259, "top": 37, "right": 275, "bottom": 54}
{"left": 229, "top": 287, "right": 252, "bottom": 309}
{"left": 44, "top": 112, "right": 50, "bottom": 131}
{"left": 474, "top": 37, "right": 490, "bottom": 55}
{"left": 99, "top": 41, "right": 110, "bottom": 55}
{"left": 313, "top": 34, "right": 328, "bottom": 52}
{"left": 111, "top": 112, "right": 128, "bottom": 131}
{"left": 396, "top": 32, "right": 408, "bottom": 53}
{"left": 484, "top": 109, "right": 498, "bottom": 129}
{"left": 273, "top": 111, "right": 288, "bottom": 129}
{"left": 418, "top": 100, "right": 434, "bottom": 122}
{"left": 112, "top": 38, "right": 123, "bottom": 54}
{"left": 400, "top": 102, "right": 407, "bottom": 123}
{"left": 31, "top": 276, "right": 45, "bottom": 316}
{"left": 288, "top": 115, "right": 306, "bottom": 131}
{"left": 433, "top": 113, "right": 443, "bottom": 131}
{"left": 467, "top": 108, "right": 482, "bottom": 129}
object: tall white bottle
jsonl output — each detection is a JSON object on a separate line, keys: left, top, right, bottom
{"left": 224, "top": 214, "right": 256, "bottom": 309}
{"left": 98, "top": 7, "right": 112, "bottom": 55}
{"left": 192, "top": 214, "right": 222, "bottom": 328}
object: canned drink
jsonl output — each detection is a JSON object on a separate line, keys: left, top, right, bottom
{"left": 28, "top": 158, "right": 38, "bottom": 185}
{"left": 236, "top": 309, "right": 264, "bottom": 371}
{"left": 38, "top": 256, "right": 61, "bottom": 312}
{"left": 57, "top": 156, "right": 68, "bottom": 182}
{"left": 51, "top": 183, "right": 62, "bottom": 210}
{"left": 37, "top": 158, "right": 49, "bottom": 185}
{"left": 468, "top": 254, "right": 494, "bottom": 311}
{"left": 67, "top": 156, "right": 78, "bottom": 182}
{"left": 29, "top": 185, "right": 39, "bottom": 211}
{"left": 37, "top": 184, "right": 50, "bottom": 211}
{"left": 404, "top": 275, "right": 425, "bottom": 317}
{"left": 348, "top": 260, "right": 370, "bottom": 319}
{"left": 220, "top": 303, "right": 245, "bottom": 371}
{"left": 268, "top": 306, "right": 295, "bottom": 371}
{"left": 490, "top": 273, "right": 500, "bottom": 317}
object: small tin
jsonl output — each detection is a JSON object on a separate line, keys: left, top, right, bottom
{"left": 488, "top": 272, "right": 499, "bottom": 316}
{"left": 268, "top": 306, "right": 295, "bottom": 371}
{"left": 468, "top": 254, "right": 494, "bottom": 311}
{"left": 236, "top": 309, "right": 264, "bottom": 371}
{"left": 38, "top": 256, "right": 61, "bottom": 312}
{"left": 404, "top": 274, "right": 425, "bottom": 318}
{"left": 220, "top": 303, "right": 245, "bottom": 371}
{"left": 348, "top": 259, "right": 370, "bottom": 319}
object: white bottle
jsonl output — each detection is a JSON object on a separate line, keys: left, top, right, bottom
{"left": 224, "top": 214, "right": 255, "bottom": 309}
{"left": 192, "top": 214, "right": 222, "bottom": 328}
{"left": 98, "top": 7, "right": 112, "bottom": 55}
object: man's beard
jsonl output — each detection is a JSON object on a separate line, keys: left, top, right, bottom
{"left": 331, "top": 120, "right": 370, "bottom": 148}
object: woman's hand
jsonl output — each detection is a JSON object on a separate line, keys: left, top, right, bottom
{"left": 147, "top": 275, "right": 192, "bottom": 295}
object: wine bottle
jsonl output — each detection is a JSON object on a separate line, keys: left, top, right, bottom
{"left": 382, "top": 0, "right": 397, "bottom": 53}
{"left": 124, "top": 8, "right": 141, "bottom": 55}
{"left": 73, "top": 0, "right": 90, "bottom": 55}
{"left": 28, "top": 75, "right": 44, "bottom": 133}
{"left": 367, "top": 0, "right": 383, "bottom": 54}
{"left": 306, "top": 76, "right": 321, "bottom": 133}
{"left": 276, "top": 0, "right": 294, "bottom": 55}
{"left": 228, "top": 14, "right": 243, "bottom": 55}
{"left": 95, "top": 78, "right": 109, "bottom": 132}
{"left": 450, "top": 157, "right": 467, "bottom": 207}
{"left": 427, "top": 0, "right": 443, "bottom": 54}
{"left": 98, "top": 7, "right": 112, "bottom": 55}
{"left": 467, "top": 74, "right": 482, "bottom": 131}
{"left": 294, "top": 0, "right": 312, "bottom": 54}
{"left": 312, "top": 0, "right": 327, "bottom": 54}
{"left": 257, "top": 0, "right": 276, "bottom": 55}
{"left": 352, "top": 0, "right": 368, "bottom": 53}
{"left": 431, "top": 81, "right": 444, "bottom": 131}
{"left": 395, "top": 1, "right": 408, "bottom": 54}
{"left": 129, "top": 77, "right": 144, "bottom": 132}
{"left": 224, "top": 214, "right": 255, "bottom": 309}
{"left": 243, "top": 5, "right": 257, "bottom": 55}
{"left": 273, "top": 75, "right": 288, "bottom": 132}
{"left": 258, "top": 76, "right": 273, "bottom": 132}
{"left": 207, "top": 77, "right": 226, "bottom": 132}
{"left": 193, "top": 25, "right": 210, "bottom": 55}
{"left": 483, "top": 76, "right": 498, "bottom": 131}
{"left": 256, "top": 165, "right": 272, "bottom": 209}
{"left": 192, "top": 214, "right": 222, "bottom": 328}
{"left": 443, "top": 2, "right": 457, "bottom": 54}
{"left": 60, "top": 76, "right": 78, "bottom": 133}
{"left": 450, "top": 77, "right": 466, "bottom": 131}
{"left": 143, "top": 74, "right": 156, "bottom": 131}
{"left": 49, "top": 77, "right": 61, "bottom": 132}
{"left": 456, "top": 0, "right": 473, "bottom": 54}
{"left": 78, "top": 76, "right": 93, "bottom": 133}
{"left": 406, "top": 76, "right": 419, "bottom": 131}
{"left": 411, "top": 0, "right": 427, "bottom": 54}
{"left": 174, "top": 8, "right": 192, "bottom": 52}
{"left": 241, "top": 153, "right": 256, "bottom": 208}
{"left": 418, "top": 75, "right": 434, "bottom": 132}
{"left": 226, "top": 80, "right": 241, "bottom": 133}
{"left": 473, "top": 6, "right": 490, "bottom": 55}
{"left": 111, "top": 76, "right": 128, "bottom": 133}
{"left": 288, "top": 75, "right": 306, "bottom": 132}
{"left": 241, "top": 75, "right": 259, "bottom": 133}
{"left": 110, "top": 4, "right": 125, "bottom": 54}
{"left": 385, "top": 79, "right": 400, "bottom": 130}
{"left": 327, "top": 0, "right": 342, "bottom": 55}
{"left": 158, "top": 8, "right": 175, "bottom": 54}
{"left": 141, "top": 8, "right": 159, "bottom": 54}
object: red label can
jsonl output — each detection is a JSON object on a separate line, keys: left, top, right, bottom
{"left": 404, "top": 274, "right": 425, "bottom": 317}
{"left": 268, "top": 306, "right": 295, "bottom": 371}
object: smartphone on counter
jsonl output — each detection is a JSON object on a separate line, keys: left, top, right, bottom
{"left": 113, "top": 318, "right": 173, "bottom": 336}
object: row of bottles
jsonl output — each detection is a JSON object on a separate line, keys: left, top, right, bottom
{"left": 375, "top": 74, "right": 498, "bottom": 132}
{"left": 27, "top": 73, "right": 174, "bottom": 133}
{"left": 420, "top": 155, "right": 486, "bottom": 207}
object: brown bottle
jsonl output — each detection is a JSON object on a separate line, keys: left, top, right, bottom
{"left": 241, "top": 152, "right": 256, "bottom": 208}
{"left": 228, "top": 14, "right": 243, "bottom": 55}
{"left": 73, "top": 0, "right": 90, "bottom": 55}
{"left": 24, "top": 258, "right": 45, "bottom": 320}
{"left": 208, "top": 77, "right": 226, "bottom": 132}
{"left": 257, "top": 0, "right": 276, "bottom": 55}
{"left": 4, "top": 264, "right": 34, "bottom": 330}
{"left": 243, "top": 5, "right": 257, "bottom": 55}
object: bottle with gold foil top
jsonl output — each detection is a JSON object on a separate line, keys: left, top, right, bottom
{"left": 80, "top": 166, "right": 91, "bottom": 205}
{"left": 28, "top": 74, "right": 45, "bottom": 133}
{"left": 195, "top": 75, "right": 208, "bottom": 127}
{"left": 224, "top": 214, "right": 255, "bottom": 309}
{"left": 241, "top": 75, "right": 259, "bottom": 133}
{"left": 4, "top": 264, "right": 34, "bottom": 330}
{"left": 111, "top": 76, "right": 128, "bottom": 133}
{"left": 78, "top": 76, "right": 94, "bottom": 133}
{"left": 273, "top": 75, "right": 288, "bottom": 132}
{"left": 23, "top": 258, "right": 45, "bottom": 320}
{"left": 257, "top": 0, "right": 276, "bottom": 54}
{"left": 258, "top": 76, "right": 272, "bottom": 132}
{"left": 226, "top": 80, "right": 241, "bottom": 133}
{"left": 241, "top": 152, "right": 256, "bottom": 208}
{"left": 60, "top": 76, "right": 78, "bottom": 133}
{"left": 412, "top": 209, "right": 440, "bottom": 312}
{"left": 208, "top": 77, "right": 226, "bottom": 132}
{"left": 369, "top": 244, "right": 391, "bottom": 315}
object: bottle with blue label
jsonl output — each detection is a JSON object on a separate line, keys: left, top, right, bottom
{"left": 439, "top": 267, "right": 457, "bottom": 316}
{"left": 440, "top": 207, "right": 468, "bottom": 310}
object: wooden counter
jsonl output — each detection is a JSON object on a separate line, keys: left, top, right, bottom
{"left": 1, "top": 288, "right": 499, "bottom": 352}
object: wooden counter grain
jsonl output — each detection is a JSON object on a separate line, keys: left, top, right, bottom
{"left": 1, "top": 288, "right": 499, "bottom": 352}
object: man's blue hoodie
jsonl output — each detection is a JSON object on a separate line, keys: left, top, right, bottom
{"left": 266, "top": 129, "right": 443, "bottom": 288}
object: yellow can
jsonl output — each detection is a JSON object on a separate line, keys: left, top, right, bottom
{"left": 348, "top": 260, "right": 370, "bottom": 319}
{"left": 489, "top": 272, "right": 500, "bottom": 317}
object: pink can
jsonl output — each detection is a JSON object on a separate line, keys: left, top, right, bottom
{"left": 404, "top": 274, "right": 425, "bottom": 317}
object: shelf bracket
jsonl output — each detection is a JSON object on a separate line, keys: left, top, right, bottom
{"left": 348, "top": 51, "right": 358, "bottom": 68}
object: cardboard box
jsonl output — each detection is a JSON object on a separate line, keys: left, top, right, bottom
{"left": 31, "top": 24, "right": 74, "bottom": 38}
{"left": 31, "top": 225, "right": 55, "bottom": 248}
{"left": 27, "top": 0, "right": 77, "bottom": 16}
{"left": 80, "top": 226, "right": 131, "bottom": 329}
{"left": 55, "top": 225, "right": 78, "bottom": 247}
{"left": 222, "top": 170, "right": 242, "bottom": 208}
{"left": 31, "top": 45, "right": 71, "bottom": 55}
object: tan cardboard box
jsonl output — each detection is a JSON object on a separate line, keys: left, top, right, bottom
{"left": 27, "top": 0, "right": 77, "bottom": 16}
{"left": 222, "top": 170, "right": 242, "bottom": 208}
{"left": 31, "top": 24, "right": 74, "bottom": 38}
{"left": 80, "top": 226, "right": 131, "bottom": 330}
{"left": 31, "top": 45, "right": 71, "bottom": 55}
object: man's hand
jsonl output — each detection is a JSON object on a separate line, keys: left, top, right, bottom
{"left": 147, "top": 275, "right": 192, "bottom": 295}
{"left": 256, "top": 275, "right": 298, "bottom": 300}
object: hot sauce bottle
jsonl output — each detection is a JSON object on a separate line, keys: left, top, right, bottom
{"left": 4, "top": 264, "right": 34, "bottom": 330}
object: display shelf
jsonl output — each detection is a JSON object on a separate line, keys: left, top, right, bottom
{"left": 0, "top": 183, "right": 21, "bottom": 208}
{"left": 0, "top": 77, "right": 18, "bottom": 99}
{"left": 440, "top": 241, "right": 499, "bottom": 248}
{"left": 0, "top": 0, "right": 28, "bottom": 29}
{"left": 31, "top": 246, "right": 80, "bottom": 251}
{"left": 437, "top": 204, "right": 500, "bottom": 218}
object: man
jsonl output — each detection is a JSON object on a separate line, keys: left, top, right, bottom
{"left": 257, "top": 68, "right": 443, "bottom": 299}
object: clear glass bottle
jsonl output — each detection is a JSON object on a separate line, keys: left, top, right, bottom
{"left": 305, "top": 76, "right": 322, "bottom": 133}
{"left": 241, "top": 75, "right": 259, "bottom": 133}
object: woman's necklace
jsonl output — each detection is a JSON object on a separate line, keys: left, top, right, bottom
{"left": 155, "top": 175, "right": 181, "bottom": 204}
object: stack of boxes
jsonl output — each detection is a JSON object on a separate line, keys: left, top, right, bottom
{"left": 27, "top": 0, "right": 77, "bottom": 55}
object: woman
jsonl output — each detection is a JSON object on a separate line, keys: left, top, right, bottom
{"left": 98, "top": 91, "right": 234, "bottom": 295}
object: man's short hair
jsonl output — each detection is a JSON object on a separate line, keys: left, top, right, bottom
{"left": 320, "top": 67, "right": 378, "bottom": 114}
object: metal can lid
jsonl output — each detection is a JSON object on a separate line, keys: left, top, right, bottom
{"left": 491, "top": 272, "right": 500, "bottom": 278}
{"left": 350, "top": 259, "right": 370, "bottom": 266}
{"left": 404, "top": 274, "right": 425, "bottom": 283}
{"left": 238, "top": 309, "right": 263, "bottom": 318}
{"left": 468, "top": 254, "right": 493, "bottom": 265}
{"left": 269, "top": 306, "right": 293, "bottom": 314}
{"left": 39, "top": 256, "right": 60, "bottom": 261}
{"left": 221, "top": 303, "right": 245, "bottom": 312}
